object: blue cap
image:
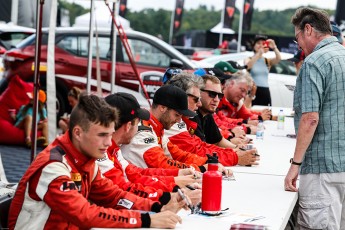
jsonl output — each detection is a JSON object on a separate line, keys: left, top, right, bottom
{"left": 193, "top": 68, "right": 207, "bottom": 77}
{"left": 331, "top": 22, "right": 343, "bottom": 44}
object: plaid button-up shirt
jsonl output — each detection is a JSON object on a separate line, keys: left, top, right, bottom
{"left": 294, "top": 37, "right": 345, "bottom": 174}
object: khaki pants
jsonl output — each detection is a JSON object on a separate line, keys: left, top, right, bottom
{"left": 297, "top": 172, "right": 345, "bottom": 230}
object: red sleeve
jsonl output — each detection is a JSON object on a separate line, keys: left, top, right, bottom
{"left": 97, "top": 152, "right": 171, "bottom": 197}
{"left": 127, "top": 163, "right": 179, "bottom": 177}
{"left": 102, "top": 168, "right": 165, "bottom": 201}
{"left": 237, "top": 104, "right": 259, "bottom": 120}
{"left": 214, "top": 111, "right": 243, "bottom": 130}
{"left": 143, "top": 146, "right": 201, "bottom": 171}
{"left": 33, "top": 162, "right": 155, "bottom": 228}
{"left": 167, "top": 141, "right": 207, "bottom": 165}
{"left": 125, "top": 168, "right": 177, "bottom": 192}
{"left": 168, "top": 131, "right": 238, "bottom": 166}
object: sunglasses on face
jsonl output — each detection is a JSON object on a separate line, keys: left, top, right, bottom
{"left": 187, "top": 93, "right": 201, "bottom": 103}
{"left": 201, "top": 89, "right": 224, "bottom": 100}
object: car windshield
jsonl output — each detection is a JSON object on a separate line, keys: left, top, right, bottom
{"left": 0, "top": 32, "right": 33, "bottom": 50}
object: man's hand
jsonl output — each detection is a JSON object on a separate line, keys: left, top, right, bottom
{"left": 247, "top": 120, "right": 259, "bottom": 126}
{"left": 248, "top": 125, "right": 257, "bottom": 134}
{"left": 161, "top": 192, "right": 189, "bottom": 213}
{"left": 174, "top": 175, "right": 201, "bottom": 188}
{"left": 150, "top": 211, "right": 182, "bottom": 228}
{"left": 181, "top": 187, "right": 201, "bottom": 206}
{"left": 284, "top": 165, "right": 299, "bottom": 192}
{"left": 231, "top": 126, "right": 246, "bottom": 138}
{"left": 230, "top": 137, "right": 246, "bottom": 147}
{"left": 236, "top": 149, "right": 259, "bottom": 166}
{"left": 203, "top": 163, "right": 233, "bottom": 177}
{"left": 260, "top": 109, "right": 272, "bottom": 120}
{"left": 217, "top": 163, "right": 233, "bottom": 177}
{"left": 178, "top": 168, "right": 201, "bottom": 178}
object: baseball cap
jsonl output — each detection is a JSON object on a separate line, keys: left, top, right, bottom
{"left": 153, "top": 85, "right": 196, "bottom": 117}
{"left": 253, "top": 35, "right": 268, "bottom": 45}
{"left": 331, "top": 22, "right": 343, "bottom": 44}
{"left": 27, "top": 89, "right": 46, "bottom": 103}
{"left": 105, "top": 92, "right": 150, "bottom": 124}
{"left": 193, "top": 68, "right": 207, "bottom": 77}
{"left": 214, "top": 61, "right": 238, "bottom": 73}
{"left": 204, "top": 67, "right": 232, "bottom": 84}
{"left": 162, "top": 68, "right": 183, "bottom": 84}
{"left": 288, "top": 50, "right": 305, "bottom": 63}
{"left": 228, "top": 60, "right": 247, "bottom": 70}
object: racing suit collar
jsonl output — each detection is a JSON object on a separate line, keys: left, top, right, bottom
{"left": 148, "top": 113, "right": 164, "bottom": 140}
{"left": 56, "top": 132, "right": 96, "bottom": 171}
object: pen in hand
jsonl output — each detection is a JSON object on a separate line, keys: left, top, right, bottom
{"left": 177, "top": 188, "right": 194, "bottom": 212}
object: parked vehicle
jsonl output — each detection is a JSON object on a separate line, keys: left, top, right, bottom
{"left": 0, "top": 23, "right": 35, "bottom": 79}
{"left": 196, "top": 51, "right": 296, "bottom": 108}
{"left": 1, "top": 27, "right": 197, "bottom": 117}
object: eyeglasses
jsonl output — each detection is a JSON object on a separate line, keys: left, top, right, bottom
{"left": 294, "top": 30, "right": 302, "bottom": 44}
{"left": 201, "top": 89, "right": 224, "bottom": 100}
{"left": 187, "top": 93, "right": 201, "bottom": 103}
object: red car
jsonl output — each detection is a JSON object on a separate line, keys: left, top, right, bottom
{"left": 1, "top": 27, "right": 196, "bottom": 117}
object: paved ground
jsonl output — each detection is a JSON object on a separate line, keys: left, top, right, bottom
{"left": 0, "top": 145, "right": 44, "bottom": 183}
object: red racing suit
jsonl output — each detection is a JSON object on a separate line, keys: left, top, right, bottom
{"left": 120, "top": 114, "right": 207, "bottom": 171}
{"left": 215, "top": 97, "right": 261, "bottom": 134}
{"left": 9, "top": 133, "right": 164, "bottom": 229}
{"left": 97, "top": 140, "right": 178, "bottom": 195}
{"left": 165, "top": 117, "right": 238, "bottom": 166}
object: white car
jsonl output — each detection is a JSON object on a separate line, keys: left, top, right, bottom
{"left": 196, "top": 51, "right": 296, "bottom": 108}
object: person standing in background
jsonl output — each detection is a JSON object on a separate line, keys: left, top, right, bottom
{"left": 284, "top": 7, "right": 345, "bottom": 229}
{"left": 244, "top": 35, "right": 281, "bottom": 106}
{"left": 58, "top": 87, "right": 81, "bottom": 134}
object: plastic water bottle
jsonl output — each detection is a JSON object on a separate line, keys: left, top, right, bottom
{"left": 256, "top": 121, "right": 264, "bottom": 140}
{"left": 277, "top": 109, "right": 285, "bottom": 130}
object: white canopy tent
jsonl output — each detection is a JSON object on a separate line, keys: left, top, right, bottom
{"left": 210, "top": 22, "right": 235, "bottom": 34}
{"left": 73, "top": 6, "right": 131, "bottom": 29}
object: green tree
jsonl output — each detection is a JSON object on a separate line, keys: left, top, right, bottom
{"left": 58, "top": 0, "right": 89, "bottom": 26}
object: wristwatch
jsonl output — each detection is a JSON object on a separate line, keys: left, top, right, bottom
{"left": 290, "top": 158, "right": 302, "bottom": 166}
{"left": 250, "top": 95, "right": 256, "bottom": 100}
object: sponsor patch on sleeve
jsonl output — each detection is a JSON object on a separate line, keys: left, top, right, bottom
{"left": 60, "top": 181, "right": 78, "bottom": 192}
{"left": 117, "top": 199, "right": 134, "bottom": 209}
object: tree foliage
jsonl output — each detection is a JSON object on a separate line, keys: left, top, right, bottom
{"left": 58, "top": 0, "right": 89, "bottom": 26}
{"left": 59, "top": 3, "right": 335, "bottom": 43}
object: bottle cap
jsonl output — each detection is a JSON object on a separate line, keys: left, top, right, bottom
{"left": 206, "top": 153, "right": 218, "bottom": 164}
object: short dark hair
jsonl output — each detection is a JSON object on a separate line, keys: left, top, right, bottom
{"left": 69, "top": 94, "right": 118, "bottom": 137}
{"left": 291, "top": 7, "right": 332, "bottom": 35}
{"left": 201, "top": 75, "right": 221, "bottom": 89}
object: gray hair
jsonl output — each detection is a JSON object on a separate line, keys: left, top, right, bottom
{"left": 167, "top": 72, "right": 204, "bottom": 94}
{"left": 224, "top": 70, "right": 253, "bottom": 88}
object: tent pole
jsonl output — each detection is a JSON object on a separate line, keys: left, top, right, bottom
{"left": 168, "top": 4, "right": 175, "bottom": 45}
{"left": 86, "top": 0, "right": 95, "bottom": 93}
{"left": 219, "top": 0, "right": 226, "bottom": 46}
{"left": 31, "top": 0, "right": 45, "bottom": 162}
{"left": 237, "top": 0, "right": 244, "bottom": 53}
{"left": 110, "top": 1, "right": 118, "bottom": 94}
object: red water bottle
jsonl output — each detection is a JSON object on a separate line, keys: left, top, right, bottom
{"left": 202, "top": 153, "right": 222, "bottom": 214}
